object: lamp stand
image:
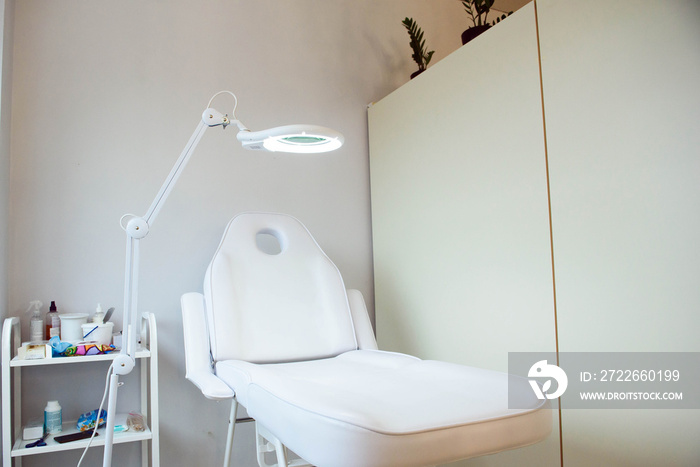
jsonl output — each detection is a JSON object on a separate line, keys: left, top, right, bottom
{"left": 101, "top": 90, "right": 342, "bottom": 466}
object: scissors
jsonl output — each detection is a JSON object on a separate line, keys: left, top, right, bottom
{"left": 26, "top": 437, "right": 46, "bottom": 448}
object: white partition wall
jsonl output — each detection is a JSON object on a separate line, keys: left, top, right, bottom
{"left": 369, "top": 2, "right": 556, "bottom": 370}
{"left": 369, "top": 0, "right": 700, "bottom": 466}
{"left": 538, "top": 0, "right": 700, "bottom": 465}
{"left": 369, "top": 3, "right": 561, "bottom": 465}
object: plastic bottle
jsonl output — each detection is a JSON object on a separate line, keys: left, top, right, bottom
{"left": 44, "top": 400, "right": 62, "bottom": 434}
{"left": 45, "top": 301, "right": 61, "bottom": 340}
{"left": 93, "top": 303, "right": 104, "bottom": 324}
{"left": 27, "top": 301, "right": 44, "bottom": 342}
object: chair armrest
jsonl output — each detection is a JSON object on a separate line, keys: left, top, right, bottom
{"left": 186, "top": 370, "right": 235, "bottom": 400}
{"left": 181, "top": 292, "right": 234, "bottom": 400}
{"left": 347, "top": 289, "right": 378, "bottom": 350}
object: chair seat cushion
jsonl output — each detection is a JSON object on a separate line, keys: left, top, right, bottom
{"left": 216, "top": 350, "right": 551, "bottom": 467}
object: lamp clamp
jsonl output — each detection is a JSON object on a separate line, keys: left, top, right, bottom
{"left": 112, "top": 354, "right": 135, "bottom": 376}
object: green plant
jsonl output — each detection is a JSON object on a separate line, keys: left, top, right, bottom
{"left": 461, "top": 0, "right": 511, "bottom": 27}
{"left": 402, "top": 17, "right": 434, "bottom": 75}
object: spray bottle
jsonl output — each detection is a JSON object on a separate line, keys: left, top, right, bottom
{"left": 25, "top": 300, "right": 44, "bottom": 342}
{"left": 93, "top": 303, "right": 104, "bottom": 324}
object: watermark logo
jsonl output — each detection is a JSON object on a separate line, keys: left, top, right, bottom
{"left": 510, "top": 352, "right": 699, "bottom": 409}
{"left": 528, "top": 360, "right": 568, "bottom": 400}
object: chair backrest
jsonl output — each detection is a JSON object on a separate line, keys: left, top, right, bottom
{"left": 204, "top": 212, "right": 358, "bottom": 363}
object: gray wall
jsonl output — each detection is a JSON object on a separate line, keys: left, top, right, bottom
{"left": 0, "top": 0, "right": 13, "bottom": 320}
{"left": 2, "top": 1, "right": 468, "bottom": 465}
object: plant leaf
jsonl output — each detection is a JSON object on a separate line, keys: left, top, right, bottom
{"left": 402, "top": 17, "right": 434, "bottom": 71}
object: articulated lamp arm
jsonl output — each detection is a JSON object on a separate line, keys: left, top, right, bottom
{"left": 119, "top": 108, "right": 229, "bottom": 368}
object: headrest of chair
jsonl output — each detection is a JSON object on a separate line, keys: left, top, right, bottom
{"left": 204, "top": 212, "right": 358, "bottom": 363}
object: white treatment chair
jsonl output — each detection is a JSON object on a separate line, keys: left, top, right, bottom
{"left": 182, "top": 212, "right": 551, "bottom": 467}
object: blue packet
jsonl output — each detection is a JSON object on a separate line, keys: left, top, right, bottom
{"left": 76, "top": 409, "right": 107, "bottom": 431}
{"left": 49, "top": 336, "right": 72, "bottom": 357}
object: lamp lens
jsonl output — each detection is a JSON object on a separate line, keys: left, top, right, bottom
{"left": 281, "top": 136, "right": 327, "bottom": 145}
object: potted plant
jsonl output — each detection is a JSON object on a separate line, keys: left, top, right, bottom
{"left": 402, "top": 17, "right": 435, "bottom": 79}
{"left": 460, "top": 0, "right": 511, "bottom": 45}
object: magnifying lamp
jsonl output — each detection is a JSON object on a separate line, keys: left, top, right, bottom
{"left": 203, "top": 90, "right": 344, "bottom": 153}
{"left": 101, "top": 91, "right": 344, "bottom": 467}
{"left": 237, "top": 124, "right": 344, "bottom": 153}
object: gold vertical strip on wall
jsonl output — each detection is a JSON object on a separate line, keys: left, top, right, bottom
{"left": 533, "top": 1, "right": 564, "bottom": 466}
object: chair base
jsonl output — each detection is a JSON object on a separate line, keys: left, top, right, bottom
{"left": 256, "top": 422, "right": 312, "bottom": 467}
{"left": 225, "top": 398, "right": 312, "bottom": 467}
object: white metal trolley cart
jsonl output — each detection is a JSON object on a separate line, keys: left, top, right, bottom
{"left": 1, "top": 312, "right": 159, "bottom": 466}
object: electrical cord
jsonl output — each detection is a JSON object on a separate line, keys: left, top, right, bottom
{"left": 119, "top": 213, "right": 135, "bottom": 231}
{"left": 206, "top": 90, "right": 238, "bottom": 120}
{"left": 76, "top": 362, "right": 114, "bottom": 467}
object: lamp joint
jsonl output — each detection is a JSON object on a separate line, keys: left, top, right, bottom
{"left": 125, "top": 216, "right": 149, "bottom": 239}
